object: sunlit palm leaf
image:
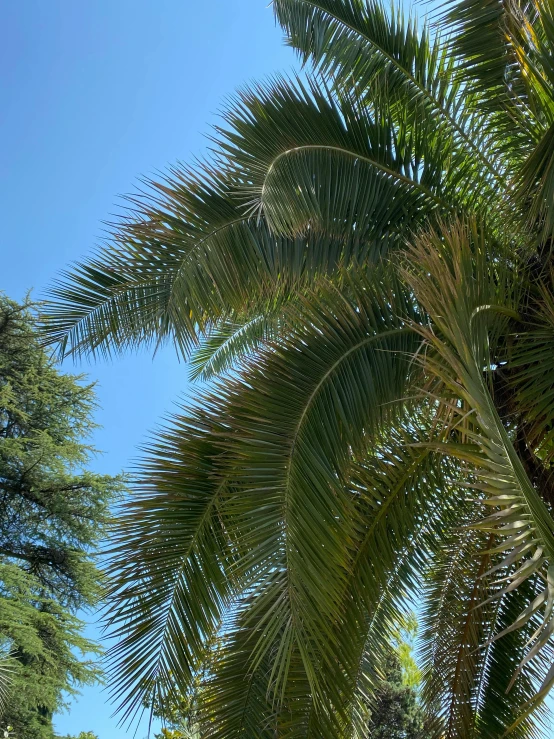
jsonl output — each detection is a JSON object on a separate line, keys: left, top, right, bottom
{"left": 404, "top": 218, "right": 554, "bottom": 729}
{"left": 272, "top": 0, "right": 508, "bottom": 190}
{"left": 221, "top": 74, "right": 454, "bottom": 238}
{"left": 188, "top": 314, "right": 279, "bottom": 382}
{"left": 0, "top": 650, "right": 13, "bottom": 717}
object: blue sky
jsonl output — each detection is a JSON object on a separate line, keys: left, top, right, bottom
{"left": 0, "top": 1, "right": 294, "bottom": 735}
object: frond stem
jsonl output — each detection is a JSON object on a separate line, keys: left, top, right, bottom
{"left": 260, "top": 145, "right": 444, "bottom": 207}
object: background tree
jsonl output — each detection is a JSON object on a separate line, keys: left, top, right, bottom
{"left": 364, "top": 616, "right": 432, "bottom": 738}
{"left": 150, "top": 619, "right": 431, "bottom": 739}
{"left": 0, "top": 295, "right": 125, "bottom": 738}
{"left": 367, "top": 653, "right": 428, "bottom": 739}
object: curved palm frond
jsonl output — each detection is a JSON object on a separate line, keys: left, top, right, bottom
{"left": 199, "top": 410, "right": 460, "bottom": 738}
{"left": 41, "top": 163, "right": 368, "bottom": 359}
{"left": 212, "top": 268, "right": 421, "bottom": 722}
{"left": 105, "top": 407, "right": 237, "bottom": 723}
{"left": 404, "top": 218, "right": 554, "bottom": 727}
{"left": 188, "top": 314, "right": 279, "bottom": 382}
{"left": 221, "top": 74, "right": 465, "bottom": 238}
{"left": 272, "top": 0, "right": 509, "bottom": 188}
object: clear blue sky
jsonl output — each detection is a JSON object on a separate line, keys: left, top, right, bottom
{"left": 0, "top": 1, "right": 294, "bottom": 735}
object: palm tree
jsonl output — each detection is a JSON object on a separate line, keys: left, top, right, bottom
{"left": 41, "top": 1, "right": 554, "bottom": 736}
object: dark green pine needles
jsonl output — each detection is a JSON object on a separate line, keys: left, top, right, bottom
{"left": 0, "top": 295, "right": 125, "bottom": 739}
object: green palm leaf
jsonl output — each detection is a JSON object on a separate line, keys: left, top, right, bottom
{"left": 0, "top": 650, "right": 13, "bottom": 718}
{"left": 188, "top": 314, "right": 278, "bottom": 382}
{"left": 215, "top": 269, "right": 420, "bottom": 720}
{"left": 105, "top": 408, "right": 236, "bottom": 722}
{"left": 42, "top": 165, "right": 364, "bottom": 359}
{"left": 272, "top": 0, "right": 508, "bottom": 188}
{"left": 340, "top": 423, "right": 462, "bottom": 737}
{"left": 221, "top": 74, "right": 454, "bottom": 238}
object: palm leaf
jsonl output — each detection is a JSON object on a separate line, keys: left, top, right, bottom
{"left": 340, "top": 420, "right": 463, "bottom": 737}
{"left": 420, "top": 519, "right": 499, "bottom": 737}
{"left": 215, "top": 268, "right": 420, "bottom": 724}
{"left": 106, "top": 265, "right": 421, "bottom": 728}
{"left": 404, "top": 218, "right": 554, "bottom": 730}
{"left": 272, "top": 0, "right": 508, "bottom": 189}
{"left": 219, "top": 74, "right": 453, "bottom": 238}
{"left": 41, "top": 164, "right": 363, "bottom": 359}
{"left": 105, "top": 406, "right": 237, "bottom": 723}
{"left": 508, "top": 270, "right": 554, "bottom": 467}
{"left": 188, "top": 314, "right": 278, "bottom": 382}
{"left": 436, "top": 0, "right": 531, "bottom": 92}
{"left": 0, "top": 649, "right": 13, "bottom": 717}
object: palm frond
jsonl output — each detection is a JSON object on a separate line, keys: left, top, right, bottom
{"left": 272, "top": 0, "right": 508, "bottom": 189}
{"left": 201, "top": 411, "right": 458, "bottom": 738}
{"left": 105, "top": 407, "right": 237, "bottom": 723}
{"left": 0, "top": 649, "right": 13, "bottom": 717}
{"left": 106, "top": 265, "right": 421, "bottom": 728}
{"left": 340, "top": 420, "right": 463, "bottom": 737}
{"left": 41, "top": 163, "right": 362, "bottom": 359}
{"left": 420, "top": 518, "right": 498, "bottom": 737}
{"left": 188, "top": 314, "right": 278, "bottom": 382}
{"left": 220, "top": 74, "right": 454, "bottom": 238}
{"left": 214, "top": 267, "right": 421, "bottom": 724}
{"left": 436, "top": 0, "right": 531, "bottom": 91}
{"left": 404, "top": 218, "right": 554, "bottom": 729}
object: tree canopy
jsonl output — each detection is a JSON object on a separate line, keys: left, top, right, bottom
{"left": 0, "top": 296, "right": 125, "bottom": 738}
{"left": 40, "top": 0, "right": 554, "bottom": 736}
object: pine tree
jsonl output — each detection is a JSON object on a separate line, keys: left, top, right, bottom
{"left": 367, "top": 652, "right": 430, "bottom": 739}
{"left": 0, "top": 295, "right": 125, "bottom": 738}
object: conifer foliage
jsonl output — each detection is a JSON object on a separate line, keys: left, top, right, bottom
{"left": 0, "top": 296, "right": 124, "bottom": 738}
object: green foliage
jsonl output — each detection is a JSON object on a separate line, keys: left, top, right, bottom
{"left": 151, "top": 620, "right": 431, "bottom": 739}
{"left": 40, "top": 0, "right": 554, "bottom": 736}
{"left": 57, "top": 733, "right": 99, "bottom": 739}
{"left": 0, "top": 295, "right": 125, "bottom": 737}
{"left": 367, "top": 652, "right": 429, "bottom": 739}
